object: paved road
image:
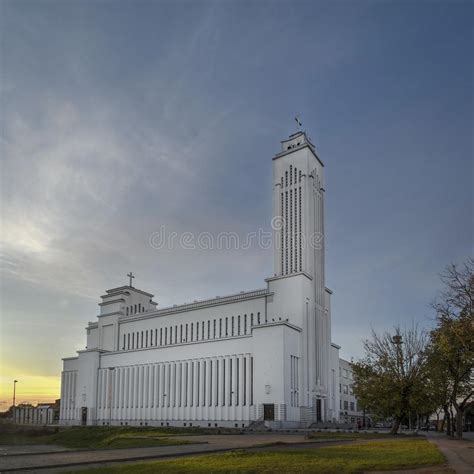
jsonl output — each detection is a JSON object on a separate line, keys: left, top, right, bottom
{"left": 0, "top": 433, "right": 333, "bottom": 473}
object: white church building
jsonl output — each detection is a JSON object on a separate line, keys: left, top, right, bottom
{"left": 60, "top": 130, "right": 342, "bottom": 428}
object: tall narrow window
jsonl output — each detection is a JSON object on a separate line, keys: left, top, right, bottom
{"left": 160, "top": 328, "right": 163, "bottom": 346}
{"left": 250, "top": 357, "right": 254, "bottom": 405}
{"left": 238, "top": 315, "right": 241, "bottom": 335}
{"left": 215, "top": 360, "right": 219, "bottom": 406}
{"left": 299, "top": 186, "right": 302, "bottom": 271}
{"left": 203, "top": 361, "right": 206, "bottom": 407}
{"left": 180, "top": 325, "right": 183, "bottom": 343}
{"left": 219, "top": 319, "right": 222, "bottom": 338}
{"left": 196, "top": 362, "right": 200, "bottom": 407}
{"left": 290, "top": 188, "right": 293, "bottom": 272}
{"left": 281, "top": 191, "right": 284, "bottom": 272}
{"left": 190, "top": 362, "right": 194, "bottom": 406}
{"left": 293, "top": 182, "right": 299, "bottom": 272}
{"left": 243, "top": 357, "right": 247, "bottom": 406}
{"left": 213, "top": 320, "right": 216, "bottom": 338}
{"left": 231, "top": 316, "right": 234, "bottom": 336}
{"left": 236, "top": 358, "right": 239, "bottom": 406}
{"left": 285, "top": 190, "right": 289, "bottom": 274}
{"left": 244, "top": 315, "right": 247, "bottom": 334}
{"left": 207, "top": 320, "right": 210, "bottom": 339}
{"left": 229, "top": 359, "right": 233, "bottom": 405}
{"left": 184, "top": 363, "right": 188, "bottom": 407}
{"left": 123, "top": 334, "right": 126, "bottom": 350}
{"left": 222, "top": 361, "right": 226, "bottom": 406}
{"left": 209, "top": 360, "right": 213, "bottom": 407}
{"left": 225, "top": 318, "right": 228, "bottom": 336}
{"left": 165, "top": 327, "right": 167, "bottom": 345}
{"left": 191, "top": 323, "right": 193, "bottom": 341}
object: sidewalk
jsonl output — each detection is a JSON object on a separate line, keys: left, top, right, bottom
{"left": 425, "top": 432, "right": 474, "bottom": 474}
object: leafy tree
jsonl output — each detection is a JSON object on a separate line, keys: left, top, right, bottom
{"left": 424, "top": 344, "right": 454, "bottom": 433}
{"left": 430, "top": 258, "right": 474, "bottom": 439}
{"left": 352, "top": 326, "right": 429, "bottom": 434}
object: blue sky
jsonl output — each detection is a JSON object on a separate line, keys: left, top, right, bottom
{"left": 0, "top": 0, "right": 472, "bottom": 405}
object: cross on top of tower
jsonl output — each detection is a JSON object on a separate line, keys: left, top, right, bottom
{"left": 127, "top": 272, "right": 135, "bottom": 287}
{"left": 294, "top": 115, "right": 302, "bottom": 130}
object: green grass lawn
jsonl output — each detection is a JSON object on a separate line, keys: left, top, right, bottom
{"left": 0, "top": 426, "right": 207, "bottom": 450}
{"left": 67, "top": 439, "right": 445, "bottom": 473}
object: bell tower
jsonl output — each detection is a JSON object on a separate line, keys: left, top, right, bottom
{"left": 269, "top": 129, "right": 331, "bottom": 421}
{"left": 272, "top": 130, "right": 325, "bottom": 286}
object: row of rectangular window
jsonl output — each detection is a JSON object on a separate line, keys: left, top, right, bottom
{"left": 339, "top": 383, "right": 354, "bottom": 395}
{"left": 340, "top": 367, "right": 353, "bottom": 379}
{"left": 283, "top": 165, "right": 302, "bottom": 188}
{"left": 340, "top": 400, "right": 356, "bottom": 411}
{"left": 122, "top": 313, "right": 263, "bottom": 351}
{"left": 125, "top": 304, "right": 146, "bottom": 316}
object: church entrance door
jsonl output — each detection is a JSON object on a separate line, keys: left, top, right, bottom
{"left": 81, "top": 407, "right": 87, "bottom": 426}
{"left": 263, "top": 404, "right": 275, "bottom": 421}
{"left": 316, "top": 399, "right": 322, "bottom": 422}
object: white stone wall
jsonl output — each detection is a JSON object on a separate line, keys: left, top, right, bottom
{"left": 59, "top": 132, "right": 338, "bottom": 427}
{"left": 95, "top": 353, "right": 254, "bottom": 426}
{"left": 60, "top": 369, "right": 77, "bottom": 421}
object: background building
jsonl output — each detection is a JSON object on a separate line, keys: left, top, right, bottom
{"left": 339, "top": 358, "right": 371, "bottom": 427}
{"left": 13, "top": 400, "right": 60, "bottom": 425}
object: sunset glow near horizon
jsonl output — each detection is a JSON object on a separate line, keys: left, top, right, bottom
{"left": 0, "top": 374, "right": 60, "bottom": 411}
{"left": 0, "top": 1, "right": 472, "bottom": 411}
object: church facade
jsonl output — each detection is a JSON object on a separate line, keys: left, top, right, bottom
{"left": 60, "top": 131, "right": 341, "bottom": 428}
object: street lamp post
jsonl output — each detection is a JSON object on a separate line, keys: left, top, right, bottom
{"left": 12, "top": 380, "right": 18, "bottom": 422}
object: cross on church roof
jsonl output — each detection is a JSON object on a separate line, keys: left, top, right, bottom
{"left": 127, "top": 272, "right": 135, "bottom": 287}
